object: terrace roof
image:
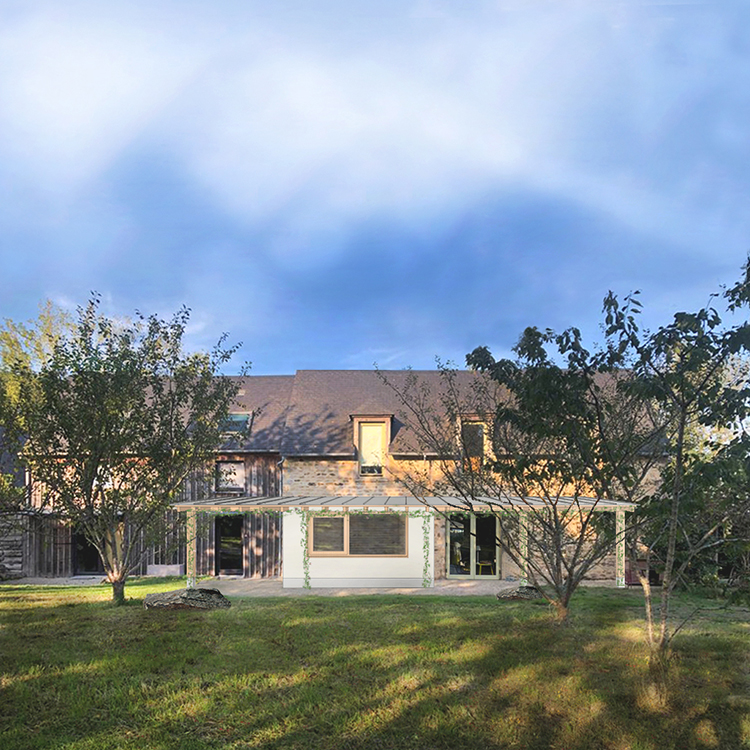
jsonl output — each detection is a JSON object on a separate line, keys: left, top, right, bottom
{"left": 172, "top": 494, "right": 635, "bottom": 513}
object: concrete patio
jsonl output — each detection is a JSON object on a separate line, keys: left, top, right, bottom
{"left": 1, "top": 575, "right": 616, "bottom": 597}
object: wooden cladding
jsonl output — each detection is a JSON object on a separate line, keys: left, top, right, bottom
{"left": 195, "top": 510, "right": 281, "bottom": 578}
{"left": 23, "top": 452, "right": 283, "bottom": 579}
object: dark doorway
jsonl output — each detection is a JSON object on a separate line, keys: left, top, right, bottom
{"left": 73, "top": 533, "right": 105, "bottom": 575}
{"left": 216, "top": 515, "right": 244, "bottom": 575}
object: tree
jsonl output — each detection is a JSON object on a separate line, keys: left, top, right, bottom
{"left": 601, "top": 271, "right": 750, "bottom": 665}
{"left": 0, "top": 302, "right": 72, "bottom": 525}
{"left": 12, "top": 297, "right": 243, "bottom": 604}
{"left": 381, "top": 346, "right": 659, "bottom": 621}
{"left": 384, "top": 260, "right": 750, "bottom": 640}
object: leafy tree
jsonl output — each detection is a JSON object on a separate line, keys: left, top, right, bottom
{"left": 601, "top": 271, "right": 750, "bottom": 665}
{"left": 12, "top": 297, "right": 242, "bottom": 604}
{"left": 382, "top": 348, "right": 658, "bottom": 622}
{"left": 0, "top": 302, "right": 72, "bottom": 524}
{"left": 385, "top": 260, "right": 750, "bottom": 642}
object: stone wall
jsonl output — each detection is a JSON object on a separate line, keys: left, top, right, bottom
{"left": 0, "top": 518, "right": 25, "bottom": 579}
{"left": 282, "top": 457, "right": 435, "bottom": 496}
{"left": 584, "top": 553, "right": 616, "bottom": 581}
{"left": 433, "top": 516, "right": 446, "bottom": 580}
{"left": 282, "top": 457, "right": 621, "bottom": 583}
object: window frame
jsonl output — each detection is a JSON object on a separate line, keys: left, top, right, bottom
{"left": 215, "top": 460, "right": 246, "bottom": 493}
{"left": 308, "top": 513, "right": 409, "bottom": 558}
{"left": 352, "top": 416, "right": 391, "bottom": 477}
{"left": 220, "top": 413, "right": 251, "bottom": 438}
{"left": 459, "top": 418, "right": 488, "bottom": 472}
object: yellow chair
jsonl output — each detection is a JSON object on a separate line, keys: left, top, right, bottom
{"left": 476, "top": 548, "right": 495, "bottom": 575}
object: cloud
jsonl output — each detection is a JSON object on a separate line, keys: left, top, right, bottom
{"left": 0, "top": 6, "right": 208, "bottom": 195}
{"left": 3, "top": 2, "right": 747, "bottom": 249}
{"left": 0, "top": 1, "right": 748, "bottom": 370}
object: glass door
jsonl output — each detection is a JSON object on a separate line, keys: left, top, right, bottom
{"left": 448, "top": 514, "right": 472, "bottom": 576}
{"left": 215, "top": 515, "right": 244, "bottom": 575}
{"left": 447, "top": 513, "right": 499, "bottom": 578}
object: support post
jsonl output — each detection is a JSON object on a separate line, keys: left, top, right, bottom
{"left": 519, "top": 511, "right": 528, "bottom": 586}
{"left": 186, "top": 509, "right": 197, "bottom": 589}
{"left": 615, "top": 509, "right": 626, "bottom": 588}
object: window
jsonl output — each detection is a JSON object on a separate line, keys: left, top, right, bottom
{"left": 461, "top": 422, "right": 485, "bottom": 471}
{"left": 311, "top": 517, "right": 345, "bottom": 553}
{"left": 309, "top": 514, "right": 407, "bottom": 556}
{"left": 220, "top": 414, "right": 250, "bottom": 434}
{"left": 358, "top": 421, "right": 386, "bottom": 475}
{"left": 216, "top": 461, "right": 246, "bottom": 492}
{"left": 447, "top": 513, "right": 499, "bottom": 579}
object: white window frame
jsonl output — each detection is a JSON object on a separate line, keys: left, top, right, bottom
{"left": 215, "top": 460, "right": 246, "bottom": 493}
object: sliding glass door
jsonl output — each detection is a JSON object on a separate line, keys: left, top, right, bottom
{"left": 447, "top": 513, "right": 499, "bottom": 578}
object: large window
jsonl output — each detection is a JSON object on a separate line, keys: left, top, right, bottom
{"left": 358, "top": 422, "right": 386, "bottom": 475}
{"left": 447, "top": 513, "right": 499, "bottom": 578}
{"left": 309, "top": 514, "right": 407, "bottom": 556}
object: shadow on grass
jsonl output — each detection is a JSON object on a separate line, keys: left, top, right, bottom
{"left": 1, "top": 584, "right": 748, "bottom": 749}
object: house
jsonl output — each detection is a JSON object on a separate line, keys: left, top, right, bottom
{"left": 172, "top": 370, "right": 632, "bottom": 589}
{"left": 0, "top": 370, "right": 632, "bottom": 586}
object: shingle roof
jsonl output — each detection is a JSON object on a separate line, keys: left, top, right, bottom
{"left": 221, "top": 369, "right": 492, "bottom": 457}
{"left": 279, "top": 370, "right": 488, "bottom": 456}
{"left": 221, "top": 375, "right": 294, "bottom": 452}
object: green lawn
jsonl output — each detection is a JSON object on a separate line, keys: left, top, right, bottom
{"left": 0, "top": 580, "right": 748, "bottom": 750}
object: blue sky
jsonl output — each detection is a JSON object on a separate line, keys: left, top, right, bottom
{"left": 1, "top": 0, "right": 748, "bottom": 374}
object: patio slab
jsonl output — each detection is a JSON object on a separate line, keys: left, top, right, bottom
{"left": 2, "top": 575, "right": 617, "bottom": 596}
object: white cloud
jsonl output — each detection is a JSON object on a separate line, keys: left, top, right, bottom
{"left": 0, "top": 6, "right": 209, "bottom": 191}
{"left": 1, "top": 0, "right": 747, "bottom": 297}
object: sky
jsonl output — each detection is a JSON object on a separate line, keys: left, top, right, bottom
{"left": 1, "top": 0, "right": 749, "bottom": 375}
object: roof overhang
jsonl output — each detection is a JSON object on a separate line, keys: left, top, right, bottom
{"left": 172, "top": 494, "right": 636, "bottom": 513}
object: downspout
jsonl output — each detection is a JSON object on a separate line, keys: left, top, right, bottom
{"left": 276, "top": 456, "right": 285, "bottom": 496}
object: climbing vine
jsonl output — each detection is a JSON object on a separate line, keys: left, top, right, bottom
{"left": 422, "top": 511, "right": 432, "bottom": 588}
{"left": 293, "top": 507, "right": 434, "bottom": 590}
{"left": 183, "top": 506, "right": 434, "bottom": 590}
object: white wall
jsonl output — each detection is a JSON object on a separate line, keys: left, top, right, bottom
{"left": 282, "top": 510, "right": 434, "bottom": 588}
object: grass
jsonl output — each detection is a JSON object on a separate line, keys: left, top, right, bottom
{"left": 0, "top": 580, "right": 748, "bottom": 750}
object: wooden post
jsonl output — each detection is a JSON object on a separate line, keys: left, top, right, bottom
{"left": 519, "top": 511, "right": 528, "bottom": 586}
{"left": 186, "top": 509, "right": 197, "bottom": 589}
{"left": 616, "top": 509, "right": 626, "bottom": 588}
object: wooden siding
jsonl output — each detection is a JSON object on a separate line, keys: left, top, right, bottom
{"left": 192, "top": 510, "right": 282, "bottom": 578}
{"left": 246, "top": 511, "right": 282, "bottom": 578}
{"left": 194, "top": 454, "right": 283, "bottom": 578}
{"left": 20, "top": 453, "right": 283, "bottom": 578}
{"left": 24, "top": 515, "right": 73, "bottom": 577}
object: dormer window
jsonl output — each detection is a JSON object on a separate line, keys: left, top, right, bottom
{"left": 358, "top": 422, "right": 386, "bottom": 475}
{"left": 221, "top": 413, "right": 250, "bottom": 435}
{"left": 461, "top": 421, "right": 485, "bottom": 472}
{"left": 351, "top": 414, "right": 392, "bottom": 477}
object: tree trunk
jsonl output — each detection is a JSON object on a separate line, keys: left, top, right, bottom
{"left": 552, "top": 600, "right": 569, "bottom": 622}
{"left": 655, "top": 411, "right": 687, "bottom": 659}
{"left": 111, "top": 577, "right": 126, "bottom": 605}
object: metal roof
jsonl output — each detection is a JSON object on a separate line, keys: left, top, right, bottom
{"left": 172, "top": 494, "right": 635, "bottom": 512}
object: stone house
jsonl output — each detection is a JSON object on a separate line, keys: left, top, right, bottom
{"left": 1, "top": 369, "right": 632, "bottom": 586}
{"left": 174, "top": 370, "right": 631, "bottom": 588}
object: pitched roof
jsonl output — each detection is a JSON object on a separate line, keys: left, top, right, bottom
{"left": 222, "top": 375, "right": 295, "bottom": 452}
{"left": 226, "top": 369, "right": 491, "bottom": 457}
